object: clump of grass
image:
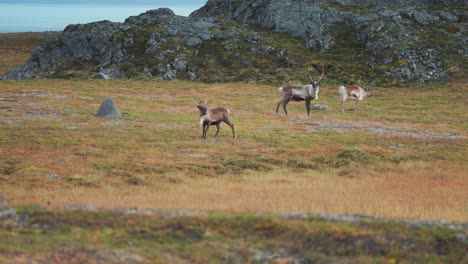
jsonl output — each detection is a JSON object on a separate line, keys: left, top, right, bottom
{"left": 286, "top": 159, "right": 320, "bottom": 170}
{"left": 65, "top": 174, "right": 103, "bottom": 187}
{"left": 1, "top": 159, "right": 23, "bottom": 175}
{"left": 161, "top": 173, "right": 183, "bottom": 184}
{"left": 335, "top": 148, "right": 375, "bottom": 167}
{"left": 333, "top": 149, "right": 381, "bottom": 177}
{"left": 126, "top": 176, "right": 144, "bottom": 185}
{"left": 0, "top": 159, "right": 35, "bottom": 176}
{"left": 223, "top": 159, "right": 270, "bottom": 172}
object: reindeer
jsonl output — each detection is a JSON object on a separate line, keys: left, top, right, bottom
{"left": 193, "top": 98, "right": 236, "bottom": 141}
{"left": 275, "top": 65, "right": 325, "bottom": 117}
{"left": 338, "top": 77, "right": 373, "bottom": 113}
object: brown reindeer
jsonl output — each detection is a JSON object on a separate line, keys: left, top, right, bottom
{"left": 193, "top": 98, "right": 236, "bottom": 141}
{"left": 339, "top": 77, "right": 373, "bottom": 113}
{"left": 276, "top": 65, "right": 325, "bottom": 117}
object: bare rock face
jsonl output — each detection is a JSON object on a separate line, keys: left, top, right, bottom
{"left": 191, "top": 0, "right": 467, "bottom": 83}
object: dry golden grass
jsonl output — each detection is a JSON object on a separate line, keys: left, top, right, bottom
{"left": 4, "top": 165, "right": 466, "bottom": 220}
{"left": 1, "top": 78, "right": 467, "bottom": 221}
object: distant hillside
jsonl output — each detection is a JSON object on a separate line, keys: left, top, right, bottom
{"left": 2, "top": 0, "right": 467, "bottom": 84}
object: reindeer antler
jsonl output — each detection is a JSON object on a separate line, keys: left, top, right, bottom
{"left": 356, "top": 75, "right": 364, "bottom": 87}
{"left": 308, "top": 64, "right": 325, "bottom": 82}
{"left": 318, "top": 64, "right": 325, "bottom": 82}
{"left": 204, "top": 98, "right": 208, "bottom": 106}
{"left": 192, "top": 98, "right": 200, "bottom": 105}
{"left": 307, "top": 70, "right": 315, "bottom": 82}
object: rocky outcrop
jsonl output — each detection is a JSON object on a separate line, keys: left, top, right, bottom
{"left": 191, "top": 0, "right": 467, "bottom": 83}
{"left": 2, "top": 7, "right": 295, "bottom": 83}
{"left": 2, "top": 1, "right": 466, "bottom": 83}
{"left": 2, "top": 21, "right": 127, "bottom": 80}
{"left": 2, "top": 8, "right": 218, "bottom": 81}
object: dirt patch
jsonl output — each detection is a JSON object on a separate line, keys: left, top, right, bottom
{"left": 20, "top": 92, "right": 94, "bottom": 100}
{"left": 307, "top": 121, "right": 463, "bottom": 140}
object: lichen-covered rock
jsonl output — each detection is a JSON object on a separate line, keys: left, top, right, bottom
{"left": 191, "top": 0, "right": 467, "bottom": 83}
{"left": 395, "top": 49, "right": 448, "bottom": 82}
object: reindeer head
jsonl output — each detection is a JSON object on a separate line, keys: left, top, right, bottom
{"left": 307, "top": 64, "right": 325, "bottom": 100}
{"left": 192, "top": 98, "right": 208, "bottom": 115}
{"left": 357, "top": 75, "right": 374, "bottom": 97}
{"left": 365, "top": 87, "right": 372, "bottom": 97}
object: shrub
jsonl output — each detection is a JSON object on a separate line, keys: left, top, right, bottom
{"left": 126, "top": 176, "right": 144, "bottom": 185}
{"left": 223, "top": 159, "right": 270, "bottom": 172}
{"left": 336, "top": 149, "right": 375, "bottom": 167}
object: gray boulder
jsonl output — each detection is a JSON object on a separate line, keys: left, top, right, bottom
{"left": 96, "top": 98, "right": 122, "bottom": 118}
{"left": 312, "top": 104, "right": 331, "bottom": 111}
{"left": 186, "top": 37, "right": 203, "bottom": 47}
{"left": 406, "top": 10, "right": 439, "bottom": 25}
{"left": 0, "top": 205, "right": 19, "bottom": 224}
{"left": 438, "top": 10, "right": 459, "bottom": 22}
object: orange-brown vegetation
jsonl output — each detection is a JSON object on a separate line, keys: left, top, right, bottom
{"left": 0, "top": 32, "right": 467, "bottom": 222}
{"left": 0, "top": 78, "right": 466, "bottom": 221}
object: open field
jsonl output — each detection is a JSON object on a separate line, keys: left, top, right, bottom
{"left": 0, "top": 78, "right": 466, "bottom": 221}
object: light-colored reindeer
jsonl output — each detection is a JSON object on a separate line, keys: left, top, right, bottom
{"left": 339, "top": 77, "right": 373, "bottom": 113}
{"left": 275, "top": 65, "right": 325, "bottom": 117}
{"left": 193, "top": 98, "right": 236, "bottom": 141}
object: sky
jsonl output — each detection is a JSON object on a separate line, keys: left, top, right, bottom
{"left": 0, "top": 0, "right": 207, "bottom": 33}
{"left": 0, "top": 0, "right": 205, "bottom": 5}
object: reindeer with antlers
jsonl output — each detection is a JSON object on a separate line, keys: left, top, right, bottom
{"left": 339, "top": 76, "right": 373, "bottom": 113}
{"left": 192, "top": 98, "right": 236, "bottom": 141}
{"left": 275, "top": 65, "right": 325, "bottom": 117}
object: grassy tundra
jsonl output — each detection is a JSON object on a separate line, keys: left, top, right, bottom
{"left": 1, "top": 78, "right": 466, "bottom": 220}
{"left": 0, "top": 33, "right": 467, "bottom": 262}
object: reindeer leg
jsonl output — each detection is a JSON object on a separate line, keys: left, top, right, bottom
{"left": 231, "top": 123, "right": 236, "bottom": 139}
{"left": 282, "top": 99, "right": 290, "bottom": 116}
{"left": 275, "top": 100, "right": 284, "bottom": 116}
{"left": 341, "top": 100, "right": 345, "bottom": 113}
{"left": 201, "top": 124, "right": 205, "bottom": 140}
{"left": 224, "top": 118, "right": 236, "bottom": 139}
{"left": 213, "top": 123, "right": 220, "bottom": 140}
{"left": 354, "top": 100, "right": 358, "bottom": 112}
{"left": 306, "top": 99, "right": 311, "bottom": 117}
{"left": 203, "top": 123, "right": 210, "bottom": 141}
